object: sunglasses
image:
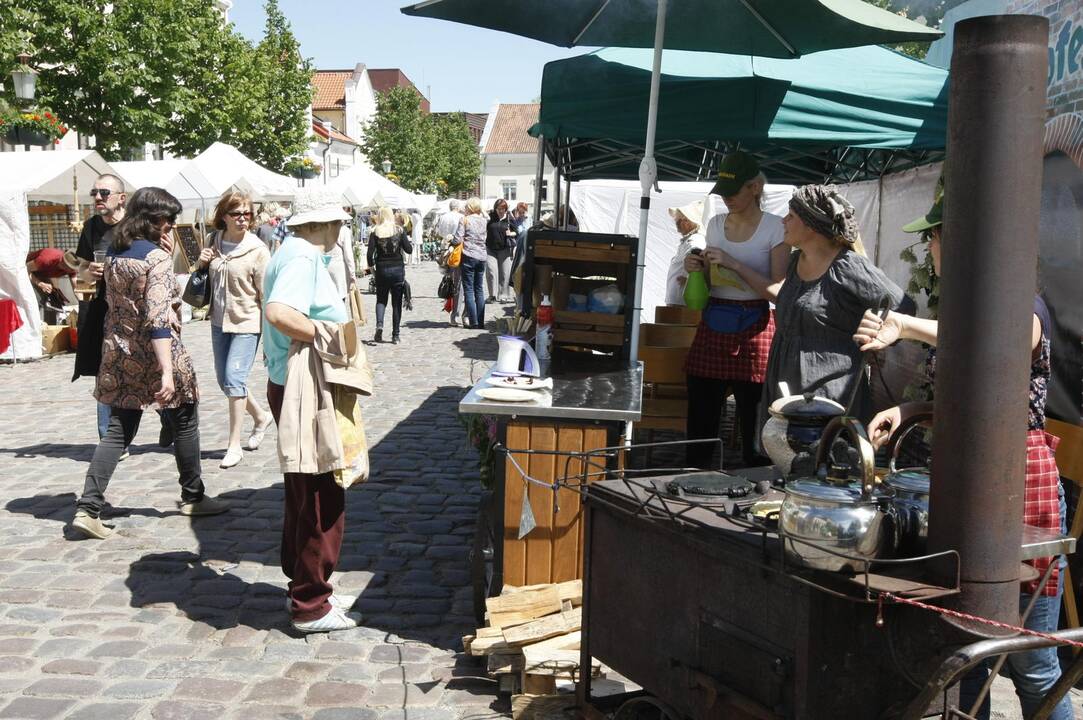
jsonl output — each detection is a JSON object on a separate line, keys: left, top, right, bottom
{"left": 90, "top": 188, "right": 112, "bottom": 199}
{"left": 228, "top": 210, "right": 253, "bottom": 219}
{"left": 157, "top": 215, "right": 178, "bottom": 226}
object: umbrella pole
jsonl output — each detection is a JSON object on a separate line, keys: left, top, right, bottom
{"left": 629, "top": 0, "right": 667, "bottom": 364}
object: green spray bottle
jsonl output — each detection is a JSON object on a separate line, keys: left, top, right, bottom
{"left": 683, "top": 248, "right": 709, "bottom": 310}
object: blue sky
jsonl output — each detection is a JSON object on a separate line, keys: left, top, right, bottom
{"left": 228, "top": 0, "right": 587, "bottom": 113}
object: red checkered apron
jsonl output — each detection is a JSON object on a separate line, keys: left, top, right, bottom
{"left": 1024, "top": 429, "right": 1062, "bottom": 597}
{"left": 684, "top": 298, "right": 774, "bottom": 383}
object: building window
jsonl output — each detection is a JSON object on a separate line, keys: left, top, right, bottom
{"left": 540, "top": 179, "right": 549, "bottom": 202}
{"left": 500, "top": 180, "right": 517, "bottom": 201}
{"left": 331, "top": 157, "right": 340, "bottom": 178}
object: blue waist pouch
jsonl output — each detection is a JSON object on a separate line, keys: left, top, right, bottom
{"left": 704, "top": 302, "right": 765, "bottom": 334}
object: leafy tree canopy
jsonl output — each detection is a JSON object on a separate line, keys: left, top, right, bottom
{"left": 0, "top": 0, "right": 312, "bottom": 169}
{"left": 360, "top": 86, "right": 480, "bottom": 196}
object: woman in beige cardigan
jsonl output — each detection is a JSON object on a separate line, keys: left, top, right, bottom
{"left": 197, "top": 190, "right": 273, "bottom": 468}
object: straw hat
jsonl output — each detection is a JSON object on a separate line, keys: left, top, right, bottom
{"left": 287, "top": 187, "right": 350, "bottom": 227}
{"left": 668, "top": 201, "right": 704, "bottom": 231}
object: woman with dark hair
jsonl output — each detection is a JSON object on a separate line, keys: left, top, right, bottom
{"left": 366, "top": 206, "right": 412, "bottom": 344}
{"left": 755, "top": 184, "right": 912, "bottom": 421}
{"left": 485, "top": 198, "right": 515, "bottom": 303}
{"left": 196, "top": 190, "right": 273, "bottom": 469}
{"left": 71, "top": 187, "right": 227, "bottom": 540}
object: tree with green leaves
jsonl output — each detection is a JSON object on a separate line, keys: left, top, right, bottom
{"left": 360, "top": 87, "right": 480, "bottom": 196}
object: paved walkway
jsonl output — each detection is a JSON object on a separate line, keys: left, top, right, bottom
{"left": 0, "top": 263, "right": 504, "bottom": 720}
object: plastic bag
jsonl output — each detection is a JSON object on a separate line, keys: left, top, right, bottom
{"left": 588, "top": 284, "right": 624, "bottom": 314}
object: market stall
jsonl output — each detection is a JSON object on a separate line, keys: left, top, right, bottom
{"left": 325, "top": 163, "right": 424, "bottom": 211}
{"left": 0, "top": 150, "right": 121, "bottom": 361}
{"left": 190, "top": 142, "right": 297, "bottom": 202}
{"left": 112, "top": 159, "right": 218, "bottom": 219}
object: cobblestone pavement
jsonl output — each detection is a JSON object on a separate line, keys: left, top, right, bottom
{"left": 0, "top": 263, "right": 1076, "bottom": 720}
{"left": 0, "top": 263, "right": 505, "bottom": 720}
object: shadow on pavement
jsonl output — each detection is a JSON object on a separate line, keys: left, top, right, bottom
{"left": 453, "top": 332, "right": 499, "bottom": 361}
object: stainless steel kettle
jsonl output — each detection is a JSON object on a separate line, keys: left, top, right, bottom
{"left": 779, "top": 417, "right": 893, "bottom": 572}
{"left": 880, "top": 413, "right": 933, "bottom": 558}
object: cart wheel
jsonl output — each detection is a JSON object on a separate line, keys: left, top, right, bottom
{"left": 470, "top": 491, "right": 497, "bottom": 627}
{"left": 612, "top": 697, "right": 681, "bottom": 720}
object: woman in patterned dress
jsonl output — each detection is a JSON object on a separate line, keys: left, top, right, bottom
{"left": 72, "top": 187, "right": 228, "bottom": 540}
{"left": 854, "top": 197, "right": 1073, "bottom": 720}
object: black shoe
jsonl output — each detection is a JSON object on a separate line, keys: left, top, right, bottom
{"left": 374, "top": 329, "right": 383, "bottom": 343}
{"left": 391, "top": 334, "right": 400, "bottom": 344}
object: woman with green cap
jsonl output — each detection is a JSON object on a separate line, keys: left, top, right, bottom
{"left": 854, "top": 197, "right": 1072, "bottom": 720}
{"left": 682, "top": 151, "right": 787, "bottom": 468}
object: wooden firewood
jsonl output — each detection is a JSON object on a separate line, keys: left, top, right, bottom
{"left": 469, "top": 632, "right": 510, "bottom": 655}
{"left": 487, "top": 586, "right": 562, "bottom": 628}
{"left": 504, "top": 608, "right": 581, "bottom": 647}
{"left": 520, "top": 630, "right": 580, "bottom": 654}
{"left": 511, "top": 693, "right": 577, "bottom": 720}
{"left": 522, "top": 646, "right": 600, "bottom": 678}
{"left": 503, "top": 580, "right": 583, "bottom": 606}
{"left": 488, "top": 649, "right": 525, "bottom": 675}
{"left": 462, "top": 634, "right": 474, "bottom": 654}
{"left": 521, "top": 674, "right": 557, "bottom": 695}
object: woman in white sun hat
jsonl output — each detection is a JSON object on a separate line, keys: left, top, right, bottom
{"left": 262, "top": 186, "right": 361, "bottom": 634}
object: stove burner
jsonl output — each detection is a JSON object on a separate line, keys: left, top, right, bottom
{"left": 665, "top": 472, "right": 754, "bottom": 499}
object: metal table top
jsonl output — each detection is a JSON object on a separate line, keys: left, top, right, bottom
{"left": 1020, "top": 524, "right": 1076, "bottom": 560}
{"left": 459, "top": 363, "right": 642, "bottom": 422}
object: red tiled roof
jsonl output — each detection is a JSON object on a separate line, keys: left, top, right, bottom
{"left": 433, "top": 112, "right": 488, "bottom": 145}
{"left": 313, "top": 70, "right": 350, "bottom": 111}
{"left": 368, "top": 69, "right": 431, "bottom": 114}
{"left": 312, "top": 120, "right": 357, "bottom": 146}
{"left": 483, "top": 104, "right": 539, "bottom": 154}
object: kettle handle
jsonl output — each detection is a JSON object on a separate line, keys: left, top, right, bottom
{"left": 814, "top": 417, "right": 877, "bottom": 499}
{"left": 886, "top": 412, "right": 934, "bottom": 474}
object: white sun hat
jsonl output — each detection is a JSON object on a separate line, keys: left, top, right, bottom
{"left": 287, "top": 186, "right": 350, "bottom": 227}
{"left": 668, "top": 200, "right": 704, "bottom": 231}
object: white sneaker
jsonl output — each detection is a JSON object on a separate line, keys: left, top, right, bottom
{"left": 220, "top": 448, "right": 243, "bottom": 469}
{"left": 284, "top": 593, "right": 357, "bottom": 613}
{"left": 246, "top": 418, "right": 272, "bottom": 451}
{"left": 118, "top": 450, "right": 130, "bottom": 462}
{"left": 71, "top": 510, "right": 114, "bottom": 540}
{"left": 291, "top": 607, "right": 362, "bottom": 634}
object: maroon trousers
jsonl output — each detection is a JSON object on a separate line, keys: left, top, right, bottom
{"left": 267, "top": 381, "right": 346, "bottom": 622}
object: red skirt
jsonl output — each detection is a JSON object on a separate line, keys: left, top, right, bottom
{"left": 684, "top": 298, "right": 774, "bottom": 383}
{"left": 1024, "top": 429, "right": 1063, "bottom": 597}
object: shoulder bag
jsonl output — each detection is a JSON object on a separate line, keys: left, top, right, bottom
{"left": 182, "top": 268, "right": 210, "bottom": 308}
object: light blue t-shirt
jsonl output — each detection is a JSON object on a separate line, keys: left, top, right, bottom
{"left": 262, "top": 235, "right": 349, "bottom": 386}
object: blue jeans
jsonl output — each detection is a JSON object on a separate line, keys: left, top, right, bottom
{"left": 961, "top": 490, "right": 1074, "bottom": 720}
{"left": 210, "top": 325, "right": 260, "bottom": 398}
{"left": 460, "top": 256, "right": 487, "bottom": 329}
{"left": 97, "top": 401, "right": 111, "bottom": 440}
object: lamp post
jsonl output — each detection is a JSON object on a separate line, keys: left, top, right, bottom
{"left": 10, "top": 52, "right": 37, "bottom": 105}
{"left": 381, "top": 158, "right": 392, "bottom": 175}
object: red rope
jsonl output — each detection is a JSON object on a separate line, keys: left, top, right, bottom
{"left": 883, "top": 593, "right": 1083, "bottom": 650}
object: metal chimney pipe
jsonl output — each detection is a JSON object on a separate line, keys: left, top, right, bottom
{"left": 927, "top": 14, "right": 1048, "bottom": 628}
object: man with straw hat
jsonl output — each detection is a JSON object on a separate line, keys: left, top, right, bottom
{"left": 665, "top": 201, "right": 706, "bottom": 306}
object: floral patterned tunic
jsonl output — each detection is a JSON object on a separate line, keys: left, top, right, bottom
{"left": 95, "top": 239, "right": 199, "bottom": 409}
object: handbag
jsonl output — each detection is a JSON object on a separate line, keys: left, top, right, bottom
{"left": 347, "top": 285, "right": 367, "bottom": 327}
{"left": 437, "top": 273, "right": 455, "bottom": 300}
{"left": 704, "top": 301, "right": 766, "bottom": 334}
{"left": 447, "top": 242, "right": 462, "bottom": 268}
{"left": 182, "top": 267, "right": 210, "bottom": 308}
{"left": 331, "top": 384, "right": 370, "bottom": 488}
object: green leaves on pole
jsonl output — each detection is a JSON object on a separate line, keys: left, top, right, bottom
{"left": 361, "top": 87, "right": 480, "bottom": 196}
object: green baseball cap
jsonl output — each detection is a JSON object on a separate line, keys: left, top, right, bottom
{"left": 903, "top": 196, "right": 943, "bottom": 233}
{"left": 710, "top": 151, "right": 760, "bottom": 197}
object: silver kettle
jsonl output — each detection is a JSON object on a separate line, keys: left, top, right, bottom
{"left": 880, "top": 413, "right": 933, "bottom": 558}
{"left": 779, "top": 417, "right": 893, "bottom": 573}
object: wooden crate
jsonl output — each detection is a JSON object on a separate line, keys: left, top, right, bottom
{"left": 503, "top": 421, "right": 609, "bottom": 587}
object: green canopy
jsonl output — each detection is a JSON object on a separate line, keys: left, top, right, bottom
{"left": 530, "top": 45, "right": 948, "bottom": 183}
{"left": 401, "top": 0, "right": 941, "bottom": 58}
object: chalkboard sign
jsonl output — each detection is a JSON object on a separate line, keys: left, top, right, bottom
{"left": 173, "top": 225, "right": 203, "bottom": 270}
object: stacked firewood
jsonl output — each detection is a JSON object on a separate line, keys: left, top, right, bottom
{"left": 463, "top": 580, "right": 601, "bottom": 719}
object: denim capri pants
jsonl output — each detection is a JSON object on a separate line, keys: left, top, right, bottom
{"left": 210, "top": 324, "right": 260, "bottom": 398}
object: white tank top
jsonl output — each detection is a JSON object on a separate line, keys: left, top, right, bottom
{"left": 704, "top": 212, "right": 785, "bottom": 301}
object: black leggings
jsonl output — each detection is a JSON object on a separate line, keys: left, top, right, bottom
{"left": 685, "top": 376, "right": 762, "bottom": 469}
{"left": 374, "top": 264, "right": 405, "bottom": 335}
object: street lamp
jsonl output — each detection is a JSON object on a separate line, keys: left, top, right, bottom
{"left": 381, "top": 158, "right": 391, "bottom": 175}
{"left": 10, "top": 52, "right": 37, "bottom": 105}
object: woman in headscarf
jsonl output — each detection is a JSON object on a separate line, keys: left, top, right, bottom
{"left": 733, "top": 184, "right": 912, "bottom": 420}
{"left": 366, "top": 206, "right": 412, "bottom": 344}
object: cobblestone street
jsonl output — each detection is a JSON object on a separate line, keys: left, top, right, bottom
{"left": 0, "top": 263, "right": 504, "bottom": 720}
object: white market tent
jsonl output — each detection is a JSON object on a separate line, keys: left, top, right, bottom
{"left": 112, "top": 159, "right": 218, "bottom": 217}
{"left": 326, "top": 163, "right": 423, "bottom": 211}
{"left": 191, "top": 142, "right": 297, "bottom": 201}
{"left": 0, "top": 150, "right": 124, "bottom": 361}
